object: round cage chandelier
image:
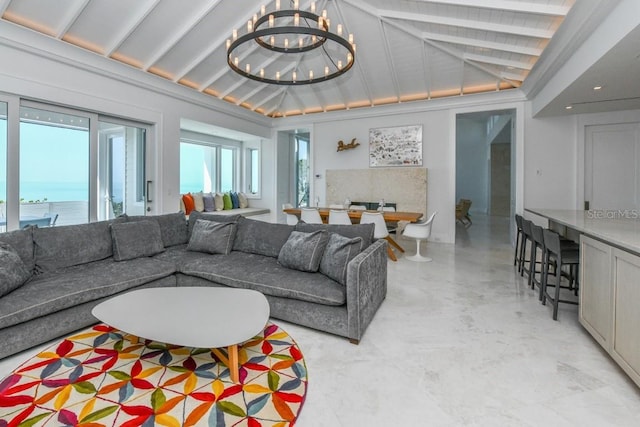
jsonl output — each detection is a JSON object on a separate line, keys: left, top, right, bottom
{"left": 226, "top": 0, "right": 356, "bottom": 85}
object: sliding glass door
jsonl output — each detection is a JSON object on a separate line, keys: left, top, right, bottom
{"left": 98, "top": 120, "right": 147, "bottom": 220}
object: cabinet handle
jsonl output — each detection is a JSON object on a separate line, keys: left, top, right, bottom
{"left": 146, "top": 181, "right": 153, "bottom": 203}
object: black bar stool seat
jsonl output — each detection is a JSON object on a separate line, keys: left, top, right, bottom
{"left": 542, "top": 229, "right": 580, "bottom": 320}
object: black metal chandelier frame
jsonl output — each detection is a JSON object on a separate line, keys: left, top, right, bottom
{"left": 227, "top": 9, "right": 355, "bottom": 85}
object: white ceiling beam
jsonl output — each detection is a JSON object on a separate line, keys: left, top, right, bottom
{"left": 421, "top": 31, "right": 543, "bottom": 57}
{"left": 236, "top": 85, "right": 266, "bottom": 106}
{"left": 421, "top": 39, "right": 432, "bottom": 99}
{"left": 266, "top": 88, "right": 289, "bottom": 116}
{"left": 172, "top": 7, "right": 259, "bottom": 83}
{"left": 104, "top": 0, "right": 160, "bottom": 57}
{"left": 252, "top": 87, "right": 286, "bottom": 112}
{"left": 333, "top": 0, "right": 373, "bottom": 106}
{"left": 344, "top": 0, "right": 518, "bottom": 89}
{"left": 378, "top": 9, "right": 555, "bottom": 39}
{"left": 406, "top": 0, "right": 570, "bottom": 16}
{"left": 500, "top": 70, "right": 526, "bottom": 82}
{"left": 54, "top": 0, "right": 91, "bottom": 39}
{"left": 464, "top": 53, "right": 533, "bottom": 70}
{"left": 143, "top": 0, "right": 224, "bottom": 70}
{"left": 379, "top": 20, "right": 401, "bottom": 100}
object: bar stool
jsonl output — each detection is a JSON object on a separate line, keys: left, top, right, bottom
{"left": 514, "top": 214, "right": 525, "bottom": 270}
{"left": 519, "top": 219, "right": 534, "bottom": 277}
{"left": 541, "top": 229, "right": 580, "bottom": 320}
{"left": 528, "top": 224, "right": 546, "bottom": 296}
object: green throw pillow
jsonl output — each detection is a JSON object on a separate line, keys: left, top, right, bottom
{"left": 223, "top": 193, "right": 233, "bottom": 210}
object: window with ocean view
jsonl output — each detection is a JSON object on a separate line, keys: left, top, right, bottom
{"left": 180, "top": 140, "right": 237, "bottom": 195}
{"left": 19, "top": 106, "right": 90, "bottom": 225}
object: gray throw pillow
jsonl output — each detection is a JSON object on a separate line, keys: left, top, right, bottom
{"left": 187, "top": 219, "right": 237, "bottom": 255}
{"left": 111, "top": 220, "right": 165, "bottom": 261}
{"left": 278, "top": 230, "right": 329, "bottom": 272}
{"left": 319, "top": 233, "right": 363, "bottom": 285}
{"left": 0, "top": 242, "right": 32, "bottom": 297}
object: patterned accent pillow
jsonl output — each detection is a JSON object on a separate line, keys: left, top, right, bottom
{"left": 214, "top": 193, "right": 224, "bottom": 211}
{"left": 278, "top": 230, "right": 329, "bottom": 272}
{"left": 238, "top": 192, "right": 249, "bottom": 208}
{"left": 319, "top": 233, "right": 363, "bottom": 285}
{"left": 0, "top": 242, "right": 32, "bottom": 297}
{"left": 223, "top": 193, "right": 233, "bottom": 210}
{"left": 187, "top": 219, "right": 237, "bottom": 255}
{"left": 203, "top": 193, "right": 215, "bottom": 212}
{"left": 111, "top": 220, "right": 165, "bottom": 261}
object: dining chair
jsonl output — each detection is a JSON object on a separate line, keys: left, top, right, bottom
{"left": 349, "top": 205, "right": 366, "bottom": 210}
{"left": 402, "top": 211, "right": 437, "bottom": 262}
{"left": 282, "top": 203, "right": 299, "bottom": 225}
{"left": 377, "top": 206, "right": 396, "bottom": 212}
{"left": 329, "top": 209, "right": 352, "bottom": 225}
{"left": 360, "top": 211, "right": 404, "bottom": 261}
{"left": 329, "top": 204, "right": 344, "bottom": 209}
{"left": 300, "top": 207, "right": 323, "bottom": 224}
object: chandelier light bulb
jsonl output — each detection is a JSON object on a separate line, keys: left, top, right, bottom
{"left": 349, "top": 34, "right": 354, "bottom": 44}
{"left": 318, "top": 17, "right": 323, "bottom": 29}
{"left": 276, "top": 0, "right": 280, "bottom": 11}
{"left": 293, "top": 0, "right": 299, "bottom": 10}
{"left": 234, "top": 57, "right": 239, "bottom": 66}
{"left": 294, "top": 13, "right": 299, "bottom": 26}
{"left": 246, "top": 63, "right": 250, "bottom": 73}
{"left": 276, "top": 71, "right": 280, "bottom": 81}
{"left": 284, "top": 38, "right": 289, "bottom": 49}
{"left": 338, "top": 60, "right": 343, "bottom": 70}
{"left": 311, "top": 1, "right": 316, "bottom": 13}
{"left": 226, "top": 39, "right": 231, "bottom": 49}
{"left": 260, "top": 68, "right": 265, "bottom": 78}
{"left": 247, "top": 20, "right": 253, "bottom": 32}
{"left": 322, "top": 9, "right": 327, "bottom": 19}
{"left": 261, "top": 5, "right": 266, "bottom": 16}
{"left": 309, "top": 70, "right": 314, "bottom": 79}
{"left": 299, "top": 37, "right": 303, "bottom": 48}
{"left": 270, "top": 35, "right": 275, "bottom": 46}
{"left": 352, "top": 43, "right": 356, "bottom": 53}
{"left": 269, "top": 14, "right": 274, "bottom": 28}
{"left": 325, "top": 66, "right": 329, "bottom": 76}
{"left": 337, "top": 24, "right": 343, "bottom": 36}
{"left": 232, "top": 28, "right": 238, "bottom": 41}
{"left": 293, "top": 71, "right": 297, "bottom": 82}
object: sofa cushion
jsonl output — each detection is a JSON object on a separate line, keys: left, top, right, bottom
{"left": 0, "top": 227, "right": 35, "bottom": 272}
{"left": 214, "top": 193, "right": 224, "bottom": 211}
{"left": 203, "top": 193, "right": 215, "bottom": 212}
{"left": 238, "top": 192, "right": 249, "bottom": 208}
{"left": 278, "top": 230, "right": 329, "bottom": 272}
{"left": 231, "top": 192, "right": 240, "bottom": 208}
{"left": 127, "top": 213, "right": 188, "bottom": 247}
{"left": 179, "top": 252, "right": 345, "bottom": 306}
{"left": 0, "top": 257, "right": 176, "bottom": 329}
{"left": 294, "top": 222, "right": 375, "bottom": 249}
{"left": 0, "top": 243, "right": 32, "bottom": 297}
{"left": 182, "top": 193, "right": 195, "bottom": 215}
{"left": 187, "top": 211, "right": 241, "bottom": 238}
{"left": 192, "top": 191, "right": 205, "bottom": 212}
{"left": 223, "top": 193, "right": 233, "bottom": 210}
{"left": 233, "top": 217, "right": 294, "bottom": 258}
{"left": 319, "top": 233, "right": 363, "bottom": 285}
{"left": 111, "top": 220, "right": 165, "bottom": 261}
{"left": 34, "top": 221, "right": 113, "bottom": 272}
{"left": 188, "top": 220, "right": 237, "bottom": 255}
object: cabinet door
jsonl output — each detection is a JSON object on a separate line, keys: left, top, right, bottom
{"left": 612, "top": 248, "right": 640, "bottom": 385}
{"left": 579, "top": 236, "right": 613, "bottom": 349}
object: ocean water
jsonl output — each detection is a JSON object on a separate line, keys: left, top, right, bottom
{"left": 0, "top": 182, "right": 122, "bottom": 203}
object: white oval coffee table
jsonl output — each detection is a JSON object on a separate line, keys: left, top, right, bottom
{"left": 91, "top": 287, "right": 270, "bottom": 383}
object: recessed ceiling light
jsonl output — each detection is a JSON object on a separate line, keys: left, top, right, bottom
{"left": 565, "top": 105, "right": 573, "bottom": 110}
{"left": 593, "top": 85, "right": 602, "bottom": 90}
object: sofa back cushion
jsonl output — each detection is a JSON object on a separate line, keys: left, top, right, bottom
{"left": 294, "top": 222, "right": 375, "bottom": 249}
{"left": 187, "top": 220, "right": 237, "bottom": 255}
{"left": 0, "top": 242, "right": 32, "bottom": 297}
{"left": 187, "top": 211, "right": 241, "bottom": 238}
{"left": 127, "top": 213, "right": 188, "bottom": 247}
{"left": 0, "top": 227, "right": 35, "bottom": 272}
{"left": 234, "top": 216, "right": 294, "bottom": 258}
{"left": 111, "top": 220, "right": 165, "bottom": 261}
{"left": 277, "top": 230, "right": 329, "bottom": 272}
{"left": 33, "top": 221, "right": 113, "bottom": 272}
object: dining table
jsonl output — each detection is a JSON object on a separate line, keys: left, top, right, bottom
{"left": 283, "top": 207, "right": 424, "bottom": 261}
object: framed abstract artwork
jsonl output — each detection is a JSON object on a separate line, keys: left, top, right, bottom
{"left": 369, "top": 124, "right": 423, "bottom": 167}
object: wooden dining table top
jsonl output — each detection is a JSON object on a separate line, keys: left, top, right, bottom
{"left": 283, "top": 207, "right": 424, "bottom": 223}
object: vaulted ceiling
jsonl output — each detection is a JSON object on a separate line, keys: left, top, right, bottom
{"left": 1, "top": 0, "right": 577, "bottom": 117}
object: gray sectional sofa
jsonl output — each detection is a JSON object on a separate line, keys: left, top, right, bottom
{"left": 0, "top": 211, "right": 387, "bottom": 359}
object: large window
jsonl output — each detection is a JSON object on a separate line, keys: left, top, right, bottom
{"left": 180, "top": 139, "right": 238, "bottom": 194}
{"left": 1, "top": 100, "right": 152, "bottom": 232}
{"left": 19, "top": 106, "right": 90, "bottom": 225}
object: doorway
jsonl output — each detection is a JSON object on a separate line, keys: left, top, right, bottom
{"left": 455, "top": 109, "right": 515, "bottom": 243}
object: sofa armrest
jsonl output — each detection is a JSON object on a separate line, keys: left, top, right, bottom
{"left": 344, "top": 239, "right": 388, "bottom": 343}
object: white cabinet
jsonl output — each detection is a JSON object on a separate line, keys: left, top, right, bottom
{"left": 579, "top": 236, "right": 613, "bottom": 350}
{"left": 611, "top": 248, "right": 640, "bottom": 386}
{"left": 580, "top": 235, "right": 640, "bottom": 388}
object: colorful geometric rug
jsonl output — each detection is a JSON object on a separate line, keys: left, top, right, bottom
{"left": 0, "top": 322, "right": 307, "bottom": 426}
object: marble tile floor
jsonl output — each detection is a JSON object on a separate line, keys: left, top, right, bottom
{"left": 1, "top": 214, "right": 639, "bottom": 426}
